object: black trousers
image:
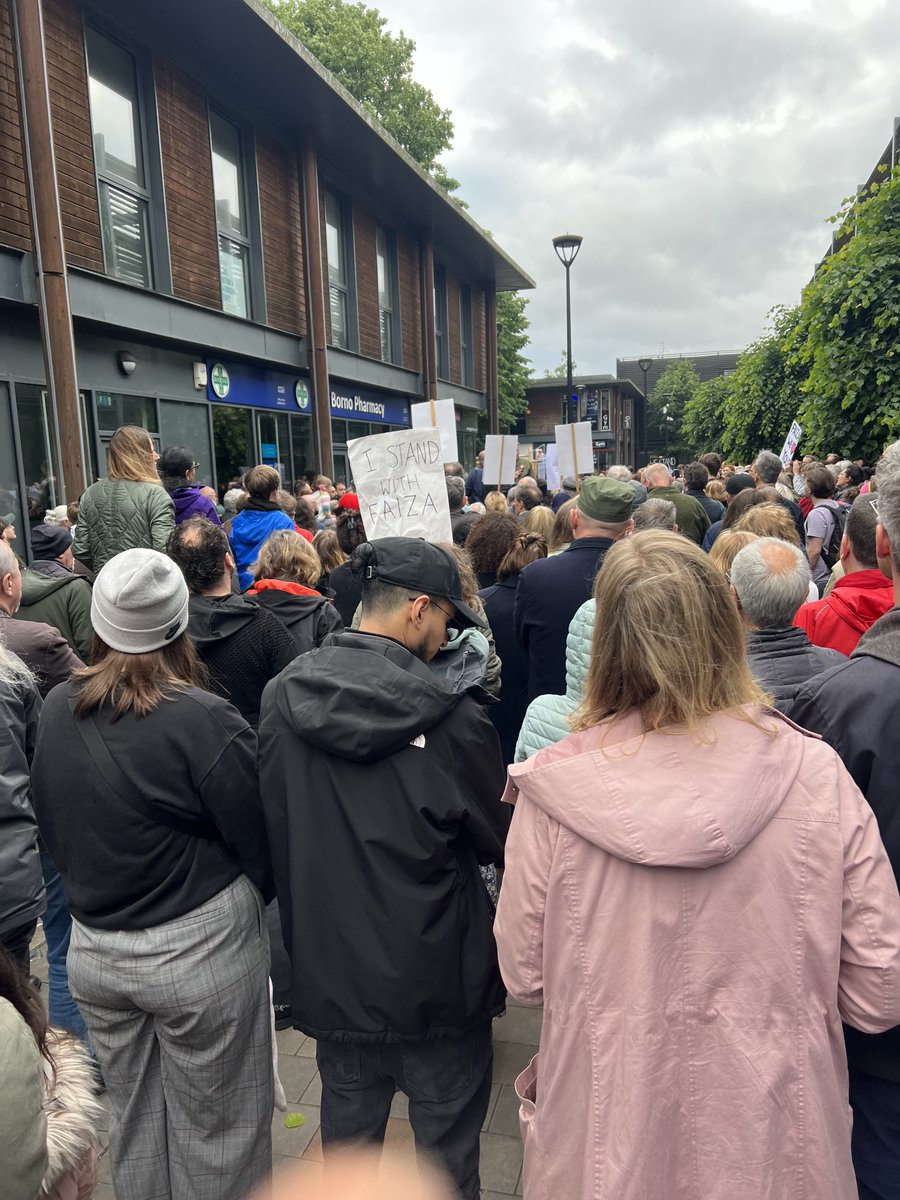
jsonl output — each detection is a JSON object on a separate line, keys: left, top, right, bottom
{"left": 316, "top": 1023, "right": 493, "bottom": 1200}
{"left": 850, "top": 1069, "right": 900, "bottom": 1200}
{"left": 1, "top": 919, "right": 37, "bottom": 975}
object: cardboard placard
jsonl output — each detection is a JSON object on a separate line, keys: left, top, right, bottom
{"left": 544, "top": 444, "right": 560, "bottom": 491}
{"left": 554, "top": 422, "right": 594, "bottom": 480}
{"left": 347, "top": 427, "right": 453, "bottom": 543}
{"left": 411, "top": 398, "right": 458, "bottom": 465}
{"left": 482, "top": 435, "right": 519, "bottom": 487}
{"left": 779, "top": 420, "right": 803, "bottom": 467}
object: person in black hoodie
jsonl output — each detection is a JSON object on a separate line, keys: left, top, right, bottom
{"left": 246, "top": 529, "right": 342, "bottom": 655}
{"left": 258, "top": 537, "right": 507, "bottom": 1200}
{"left": 167, "top": 517, "right": 295, "bottom": 728}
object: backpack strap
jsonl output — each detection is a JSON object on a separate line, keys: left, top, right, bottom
{"left": 66, "top": 694, "right": 219, "bottom": 840}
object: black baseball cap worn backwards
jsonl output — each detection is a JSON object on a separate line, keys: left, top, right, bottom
{"left": 352, "top": 537, "right": 484, "bottom": 629}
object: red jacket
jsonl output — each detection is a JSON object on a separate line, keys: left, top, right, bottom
{"left": 794, "top": 569, "right": 895, "bottom": 655}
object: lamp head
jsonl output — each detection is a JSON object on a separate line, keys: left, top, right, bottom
{"left": 552, "top": 233, "right": 583, "bottom": 267}
{"left": 637, "top": 357, "right": 653, "bottom": 373}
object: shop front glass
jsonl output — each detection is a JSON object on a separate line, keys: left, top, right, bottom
{"left": 212, "top": 405, "right": 255, "bottom": 492}
{"left": 0, "top": 383, "right": 25, "bottom": 555}
{"left": 159, "top": 399, "right": 214, "bottom": 487}
{"left": 15, "top": 383, "right": 62, "bottom": 525}
{"left": 257, "top": 412, "right": 292, "bottom": 490}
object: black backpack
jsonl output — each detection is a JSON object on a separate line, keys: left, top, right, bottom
{"left": 818, "top": 501, "right": 848, "bottom": 570}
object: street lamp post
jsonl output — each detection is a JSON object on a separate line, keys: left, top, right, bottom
{"left": 637, "top": 356, "right": 652, "bottom": 466}
{"left": 553, "top": 233, "right": 583, "bottom": 424}
{"left": 663, "top": 404, "right": 670, "bottom": 458}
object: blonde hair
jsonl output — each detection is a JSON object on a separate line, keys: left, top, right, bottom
{"left": 733, "top": 503, "right": 800, "bottom": 546}
{"left": 252, "top": 529, "right": 321, "bottom": 587}
{"left": 708, "top": 529, "right": 760, "bottom": 578}
{"left": 107, "top": 425, "right": 160, "bottom": 485}
{"left": 574, "top": 531, "right": 766, "bottom": 734}
{"left": 484, "top": 491, "right": 508, "bottom": 514}
{"left": 705, "top": 479, "right": 727, "bottom": 503}
{"left": 314, "top": 529, "right": 347, "bottom": 575}
{"left": 522, "top": 505, "right": 555, "bottom": 541}
{"left": 549, "top": 498, "right": 577, "bottom": 552}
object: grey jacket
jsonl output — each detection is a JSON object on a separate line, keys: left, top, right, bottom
{"left": 0, "top": 664, "right": 44, "bottom": 941}
{"left": 73, "top": 478, "right": 175, "bottom": 573}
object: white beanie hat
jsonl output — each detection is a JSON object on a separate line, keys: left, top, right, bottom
{"left": 91, "top": 548, "right": 189, "bottom": 654}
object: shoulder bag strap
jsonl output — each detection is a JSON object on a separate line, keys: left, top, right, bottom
{"left": 66, "top": 694, "right": 218, "bottom": 839}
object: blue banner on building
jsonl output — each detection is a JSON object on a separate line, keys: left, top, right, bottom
{"left": 206, "top": 361, "right": 409, "bottom": 426}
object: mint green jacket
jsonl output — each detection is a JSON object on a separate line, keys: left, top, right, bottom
{"left": 515, "top": 599, "right": 595, "bottom": 761}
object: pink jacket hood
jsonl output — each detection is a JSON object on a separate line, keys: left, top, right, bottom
{"left": 506, "top": 708, "right": 798, "bottom": 869}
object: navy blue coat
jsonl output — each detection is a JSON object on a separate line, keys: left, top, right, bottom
{"left": 514, "top": 537, "right": 615, "bottom": 701}
{"left": 480, "top": 576, "right": 529, "bottom": 765}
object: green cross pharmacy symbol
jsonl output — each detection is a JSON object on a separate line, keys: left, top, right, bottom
{"left": 210, "top": 363, "right": 230, "bottom": 399}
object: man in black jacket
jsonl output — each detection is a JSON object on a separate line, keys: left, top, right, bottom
{"left": 259, "top": 537, "right": 507, "bottom": 1200}
{"left": 729, "top": 537, "right": 845, "bottom": 709}
{"left": 787, "top": 440, "right": 900, "bottom": 1200}
{"left": 168, "top": 518, "right": 295, "bottom": 728}
{"left": 514, "top": 476, "right": 635, "bottom": 699}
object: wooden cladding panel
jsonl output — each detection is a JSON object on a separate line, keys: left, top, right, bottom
{"left": 446, "top": 269, "right": 461, "bottom": 385}
{"left": 154, "top": 57, "right": 221, "bottom": 308}
{"left": 472, "top": 287, "right": 487, "bottom": 394}
{"left": 256, "top": 134, "right": 305, "bottom": 335}
{"left": 397, "top": 232, "right": 421, "bottom": 373}
{"left": 0, "top": 0, "right": 30, "bottom": 251}
{"left": 353, "top": 204, "right": 380, "bottom": 360}
{"left": 319, "top": 184, "right": 331, "bottom": 344}
{"left": 44, "top": 0, "right": 103, "bottom": 270}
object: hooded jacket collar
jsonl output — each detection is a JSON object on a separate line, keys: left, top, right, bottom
{"left": 187, "top": 592, "right": 258, "bottom": 644}
{"left": 852, "top": 603, "right": 900, "bottom": 668}
{"left": 249, "top": 578, "right": 322, "bottom": 599}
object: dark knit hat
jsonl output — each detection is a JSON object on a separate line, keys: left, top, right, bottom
{"left": 30, "top": 524, "right": 73, "bottom": 560}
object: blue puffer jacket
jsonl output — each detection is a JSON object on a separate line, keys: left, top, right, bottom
{"left": 515, "top": 599, "right": 595, "bottom": 761}
{"left": 229, "top": 508, "right": 296, "bottom": 591}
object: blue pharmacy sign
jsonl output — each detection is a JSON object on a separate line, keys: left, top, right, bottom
{"left": 207, "top": 362, "right": 409, "bottom": 426}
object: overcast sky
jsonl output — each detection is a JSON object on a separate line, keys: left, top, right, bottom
{"left": 373, "top": 0, "right": 900, "bottom": 378}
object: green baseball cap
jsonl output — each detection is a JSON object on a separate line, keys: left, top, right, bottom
{"left": 577, "top": 477, "right": 635, "bottom": 523}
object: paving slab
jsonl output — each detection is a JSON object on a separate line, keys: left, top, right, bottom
{"left": 270, "top": 1104, "right": 321, "bottom": 1158}
{"left": 478, "top": 1131, "right": 524, "bottom": 1194}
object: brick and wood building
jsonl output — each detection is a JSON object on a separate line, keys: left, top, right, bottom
{"left": 0, "top": 0, "right": 532, "bottom": 552}
{"left": 519, "top": 375, "right": 645, "bottom": 471}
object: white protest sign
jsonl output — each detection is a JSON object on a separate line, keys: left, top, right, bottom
{"left": 779, "top": 420, "right": 803, "bottom": 467}
{"left": 411, "top": 398, "right": 457, "bottom": 465}
{"left": 482, "top": 435, "right": 518, "bottom": 487}
{"left": 348, "top": 427, "right": 453, "bottom": 543}
{"left": 544, "top": 444, "right": 560, "bottom": 490}
{"left": 554, "top": 421, "right": 594, "bottom": 480}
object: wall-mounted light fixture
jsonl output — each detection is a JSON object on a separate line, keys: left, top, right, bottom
{"left": 116, "top": 351, "right": 136, "bottom": 376}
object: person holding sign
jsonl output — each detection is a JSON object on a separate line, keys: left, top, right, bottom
{"left": 514, "top": 477, "right": 635, "bottom": 703}
{"left": 258, "top": 538, "right": 507, "bottom": 1200}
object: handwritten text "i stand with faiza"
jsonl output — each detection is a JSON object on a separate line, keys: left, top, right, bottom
{"left": 347, "top": 428, "right": 453, "bottom": 543}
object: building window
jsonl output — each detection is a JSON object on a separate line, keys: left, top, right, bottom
{"left": 86, "top": 28, "right": 153, "bottom": 288}
{"left": 376, "top": 226, "right": 397, "bottom": 363}
{"left": 325, "top": 190, "right": 350, "bottom": 349}
{"left": 210, "top": 112, "right": 253, "bottom": 318}
{"left": 434, "top": 264, "right": 448, "bottom": 379}
{"left": 459, "top": 284, "right": 473, "bottom": 388}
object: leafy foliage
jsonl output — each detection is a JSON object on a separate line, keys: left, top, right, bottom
{"left": 789, "top": 167, "right": 900, "bottom": 461}
{"left": 681, "top": 376, "right": 730, "bottom": 458}
{"left": 542, "top": 351, "right": 578, "bottom": 380}
{"left": 496, "top": 292, "right": 532, "bottom": 429}
{"left": 718, "top": 305, "right": 804, "bottom": 463}
{"left": 648, "top": 361, "right": 700, "bottom": 459}
{"left": 266, "top": 0, "right": 455, "bottom": 177}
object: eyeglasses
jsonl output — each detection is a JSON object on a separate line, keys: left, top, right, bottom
{"left": 192, "top": 462, "right": 200, "bottom": 470}
{"left": 408, "top": 595, "right": 458, "bottom": 631}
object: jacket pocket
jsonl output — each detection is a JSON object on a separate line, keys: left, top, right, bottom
{"left": 515, "top": 1053, "right": 541, "bottom": 1196}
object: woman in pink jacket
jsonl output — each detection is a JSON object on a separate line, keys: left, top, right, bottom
{"left": 495, "top": 530, "right": 900, "bottom": 1200}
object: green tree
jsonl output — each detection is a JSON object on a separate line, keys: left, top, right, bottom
{"left": 496, "top": 291, "right": 531, "bottom": 429}
{"left": 648, "top": 361, "right": 699, "bottom": 459}
{"left": 266, "top": 0, "right": 457, "bottom": 186}
{"left": 789, "top": 167, "right": 900, "bottom": 461}
{"left": 541, "top": 351, "right": 578, "bottom": 380}
{"left": 681, "top": 375, "right": 731, "bottom": 458}
{"left": 719, "top": 305, "right": 804, "bottom": 463}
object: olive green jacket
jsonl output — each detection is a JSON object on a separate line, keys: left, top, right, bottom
{"left": 73, "top": 478, "right": 175, "bottom": 573}
{"left": 15, "top": 562, "right": 94, "bottom": 662}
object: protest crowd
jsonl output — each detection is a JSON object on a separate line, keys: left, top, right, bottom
{"left": 4, "top": 422, "right": 900, "bottom": 1200}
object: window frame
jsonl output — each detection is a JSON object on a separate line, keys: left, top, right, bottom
{"left": 84, "top": 23, "right": 171, "bottom": 293}
{"left": 375, "top": 224, "right": 400, "bottom": 364}
{"left": 323, "top": 188, "right": 359, "bottom": 352}
{"left": 459, "top": 283, "right": 473, "bottom": 388}
{"left": 434, "top": 262, "right": 449, "bottom": 380}
{"left": 208, "top": 107, "right": 266, "bottom": 322}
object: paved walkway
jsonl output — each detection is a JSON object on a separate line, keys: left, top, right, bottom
{"left": 31, "top": 931, "right": 539, "bottom": 1198}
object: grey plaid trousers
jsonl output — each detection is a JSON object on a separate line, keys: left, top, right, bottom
{"left": 68, "top": 875, "right": 273, "bottom": 1200}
